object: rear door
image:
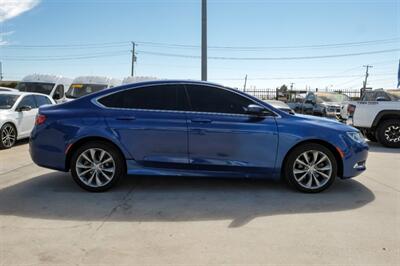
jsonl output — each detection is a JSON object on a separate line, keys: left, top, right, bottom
{"left": 184, "top": 84, "right": 278, "bottom": 175}
{"left": 99, "top": 83, "right": 189, "bottom": 166}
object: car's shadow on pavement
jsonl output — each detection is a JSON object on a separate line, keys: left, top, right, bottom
{"left": 367, "top": 141, "right": 400, "bottom": 154}
{"left": 0, "top": 172, "right": 375, "bottom": 227}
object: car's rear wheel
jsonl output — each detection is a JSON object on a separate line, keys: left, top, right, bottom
{"left": 377, "top": 119, "right": 400, "bottom": 148}
{"left": 284, "top": 143, "right": 337, "bottom": 193}
{"left": 0, "top": 123, "right": 17, "bottom": 149}
{"left": 70, "top": 142, "right": 125, "bottom": 192}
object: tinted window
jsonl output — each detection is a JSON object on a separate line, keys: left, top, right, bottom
{"left": 0, "top": 94, "right": 20, "bottom": 109}
{"left": 185, "top": 85, "right": 253, "bottom": 114}
{"left": 17, "top": 95, "right": 37, "bottom": 109}
{"left": 306, "top": 93, "right": 316, "bottom": 102}
{"left": 34, "top": 95, "right": 52, "bottom": 107}
{"left": 98, "top": 84, "right": 185, "bottom": 111}
{"left": 66, "top": 84, "right": 107, "bottom": 99}
{"left": 16, "top": 82, "right": 55, "bottom": 95}
{"left": 53, "top": 85, "right": 64, "bottom": 100}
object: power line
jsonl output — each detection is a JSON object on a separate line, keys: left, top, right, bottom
{"left": 2, "top": 37, "right": 399, "bottom": 50}
{"left": 138, "top": 48, "right": 400, "bottom": 61}
{"left": 136, "top": 37, "right": 400, "bottom": 50}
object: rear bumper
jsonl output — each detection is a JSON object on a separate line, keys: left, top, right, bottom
{"left": 29, "top": 126, "right": 68, "bottom": 172}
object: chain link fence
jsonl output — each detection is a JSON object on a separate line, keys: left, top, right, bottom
{"left": 242, "top": 88, "right": 362, "bottom": 101}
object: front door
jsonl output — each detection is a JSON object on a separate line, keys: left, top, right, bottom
{"left": 15, "top": 95, "right": 38, "bottom": 137}
{"left": 185, "top": 84, "right": 278, "bottom": 175}
{"left": 99, "top": 83, "right": 189, "bottom": 166}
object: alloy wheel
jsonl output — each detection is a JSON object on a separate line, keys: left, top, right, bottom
{"left": 292, "top": 150, "right": 333, "bottom": 190}
{"left": 1, "top": 124, "right": 16, "bottom": 148}
{"left": 384, "top": 125, "right": 400, "bottom": 143}
{"left": 75, "top": 148, "right": 116, "bottom": 188}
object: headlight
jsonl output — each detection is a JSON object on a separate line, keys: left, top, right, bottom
{"left": 347, "top": 131, "right": 366, "bottom": 143}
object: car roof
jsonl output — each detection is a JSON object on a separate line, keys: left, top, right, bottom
{"left": 122, "top": 79, "right": 225, "bottom": 88}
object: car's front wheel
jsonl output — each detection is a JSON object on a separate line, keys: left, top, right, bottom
{"left": 70, "top": 141, "right": 125, "bottom": 192}
{"left": 284, "top": 143, "right": 337, "bottom": 193}
{"left": 0, "top": 123, "right": 17, "bottom": 149}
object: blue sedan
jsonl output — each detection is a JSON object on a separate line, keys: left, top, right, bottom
{"left": 29, "top": 80, "right": 368, "bottom": 193}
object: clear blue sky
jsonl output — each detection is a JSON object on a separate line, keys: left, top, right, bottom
{"left": 0, "top": 0, "right": 399, "bottom": 90}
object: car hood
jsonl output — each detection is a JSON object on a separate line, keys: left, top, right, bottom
{"left": 294, "top": 113, "right": 356, "bottom": 132}
{"left": 321, "top": 102, "right": 341, "bottom": 107}
{"left": 0, "top": 109, "right": 13, "bottom": 116}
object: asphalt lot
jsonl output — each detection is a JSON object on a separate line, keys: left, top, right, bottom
{"left": 0, "top": 141, "right": 399, "bottom": 265}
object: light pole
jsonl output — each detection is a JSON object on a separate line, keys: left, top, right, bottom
{"left": 201, "top": 0, "right": 207, "bottom": 81}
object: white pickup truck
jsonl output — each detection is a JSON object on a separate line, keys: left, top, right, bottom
{"left": 345, "top": 97, "right": 400, "bottom": 147}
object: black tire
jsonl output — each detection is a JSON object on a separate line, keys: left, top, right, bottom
{"left": 376, "top": 119, "right": 400, "bottom": 148}
{"left": 0, "top": 123, "right": 17, "bottom": 149}
{"left": 70, "top": 141, "right": 126, "bottom": 192}
{"left": 283, "top": 143, "right": 337, "bottom": 193}
{"left": 365, "top": 130, "right": 377, "bottom": 142}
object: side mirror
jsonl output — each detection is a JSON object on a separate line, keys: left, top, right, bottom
{"left": 245, "top": 104, "right": 268, "bottom": 116}
{"left": 17, "top": 105, "right": 32, "bottom": 112}
{"left": 53, "top": 92, "right": 62, "bottom": 100}
{"left": 376, "top": 97, "right": 389, "bottom": 102}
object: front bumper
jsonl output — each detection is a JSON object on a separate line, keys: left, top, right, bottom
{"left": 340, "top": 138, "right": 369, "bottom": 179}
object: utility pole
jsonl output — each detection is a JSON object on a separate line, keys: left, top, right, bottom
{"left": 0, "top": 61, "right": 3, "bottom": 81}
{"left": 201, "top": 0, "right": 207, "bottom": 81}
{"left": 290, "top": 82, "right": 294, "bottom": 90}
{"left": 243, "top": 74, "right": 248, "bottom": 92}
{"left": 131, "top": 42, "right": 137, "bottom": 77}
{"left": 362, "top": 65, "right": 373, "bottom": 89}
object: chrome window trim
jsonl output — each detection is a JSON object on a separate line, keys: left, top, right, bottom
{"left": 92, "top": 82, "right": 280, "bottom": 118}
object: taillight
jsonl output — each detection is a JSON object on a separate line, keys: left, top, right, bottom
{"left": 35, "top": 114, "right": 47, "bottom": 125}
{"left": 347, "top": 104, "right": 356, "bottom": 117}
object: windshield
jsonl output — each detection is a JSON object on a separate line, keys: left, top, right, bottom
{"left": 0, "top": 94, "right": 20, "bottom": 109}
{"left": 16, "top": 82, "right": 55, "bottom": 95}
{"left": 66, "top": 84, "right": 107, "bottom": 99}
{"left": 316, "top": 93, "right": 350, "bottom": 103}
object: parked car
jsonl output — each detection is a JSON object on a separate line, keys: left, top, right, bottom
{"left": 340, "top": 89, "right": 400, "bottom": 121}
{"left": 264, "top": 100, "right": 294, "bottom": 114}
{"left": 289, "top": 92, "right": 350, "bottom": 119}
{"left": 0, "top": 87, "right": 18, "bottom": 92}
{"left": 65, "top": 76, "right": 121, "bottom": 101}
{"left": 0, "top": 92, "right": 55, "bottom": 149}
{"left": 16, "top": 74, "right": 72, "bottom": 104}
{"left": 30, "top": 80, "right": 368, "bottom": 193}
{"left": 345, "top": 96, "right": 400, "bottom": 148}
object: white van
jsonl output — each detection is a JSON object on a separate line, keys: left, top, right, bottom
{"left": 122, "top": 76, "right": 158, "bottom": 85}
{"left": 16, "top": 74, "right": 72, "bottom": 104}
{"left": 65, "top": 76, "right": 121, "bottom": 101}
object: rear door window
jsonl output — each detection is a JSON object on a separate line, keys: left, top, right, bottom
{"left": 98, "top": 84, "right": 187, "bottom": 111}
{"left": 34, "top": 95, "right": 52, "bottom": 107}
{"left": 17, "top": 95, "right": 37, "bottom": 109}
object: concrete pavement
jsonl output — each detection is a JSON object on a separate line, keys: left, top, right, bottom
{"left": 0, "top": 141, "right": 399, "bottom": 265}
